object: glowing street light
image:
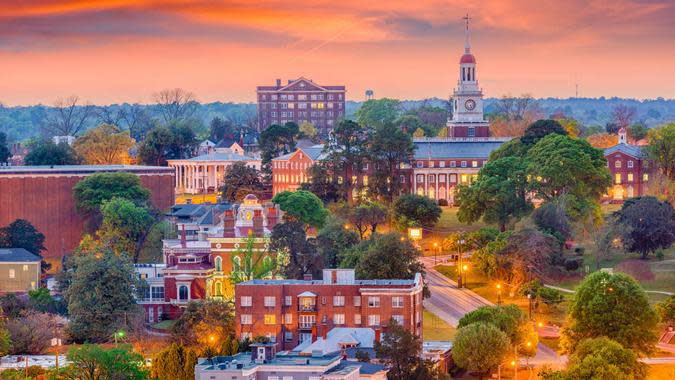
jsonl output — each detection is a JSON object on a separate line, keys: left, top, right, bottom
{"left": 496, "top": 283, "right": 502, "bottom": 305}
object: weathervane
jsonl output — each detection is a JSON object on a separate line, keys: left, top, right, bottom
{"left": 463, "top": 13, "right": 472, "bottom": 52}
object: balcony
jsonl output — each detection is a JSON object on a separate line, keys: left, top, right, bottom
{"left": 298, "top": 322, "right": 316, "bottom": 330}
{"left": 298, "top": 304, "right": 316, "bottom": 312}
{"left": 170, "top": 298, "right": 190, "bottom": 306}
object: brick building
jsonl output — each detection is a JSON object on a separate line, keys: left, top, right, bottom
{"left": 0, "top": 165, "right": 175, "bottom": 260}
{"left": 604, "top": 128, "right": 653, "bottom": 201}
{"left": 272, "top": 145, "right": 325, "bottom": 195}
{"left": 235, "top": 268, "right": 424, "bottom": 350}
{"left": 137, "top": 195, "right": 281, "bottom": 321}
{"left": 257, "top": 78, "right": 346, "bottom": 136}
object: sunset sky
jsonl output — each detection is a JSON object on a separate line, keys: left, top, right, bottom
{"left": 1, "top": 0, "right": 674, "bottom": 106}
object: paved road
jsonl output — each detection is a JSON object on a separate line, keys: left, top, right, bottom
{"left": 420, "top": 255, "right": 565, "bottom": 367}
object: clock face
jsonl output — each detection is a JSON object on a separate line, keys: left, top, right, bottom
{"left": 465, "top": 99, "right": 476, "bottom": 111}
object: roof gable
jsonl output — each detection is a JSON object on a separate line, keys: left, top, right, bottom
{"left": 279, "top": 77, "right": 326, "bottom": 92}
{"left": 604, "top": 143, "right": 645, "bottom": 159}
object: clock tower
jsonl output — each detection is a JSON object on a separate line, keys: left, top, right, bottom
{"left": 448, "top": 14, "right": 490, "bottom": 138}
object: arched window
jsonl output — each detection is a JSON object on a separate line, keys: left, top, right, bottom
{"left": 214, "top": 281, "right": 222, "bottom": 296}
{"left": 179, "top": 285, "right": 189, "bottom": 300}
{"left": 467, "top": 69, "right": 471, "bottom": 81}
{"left": 233, "top": 256, "right": 241, "bottom": 272}
{"left": 462, "top": 68, "right": 465, "bottom": 81}
{"left": 215, "top": 257, "right": 222, "bottom": 272}
{"left": 428, "top": 187, "right": 435, "bottom": 199}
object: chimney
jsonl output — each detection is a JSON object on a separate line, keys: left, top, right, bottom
{"left": 375, "top": 328, "right": 381, "bottom": 343}
{"left": 311, "top": 325, "right": 317, "bottom": 343}
{"left": 303, "top": 273, "right": 313, "bottom": 281}
{"left": 322, "top": 325, "right": 328, "bottom": 340}
{"left": 222, "top": 210, "right": 235, "bottom": 238}
{"left": 276, "top": 79, "right": 281, "bottom": 87}
{"left": 180, "top": 225, "right": 186, "bottom": 248}
{"left": 253, "top": 209, "right": 264, "bottom": 237}
{"left": 266, "top": 205, "right": 279, "bottom": 230}
{"left": 331, "top": 270, "right": 337, "bottom": 284}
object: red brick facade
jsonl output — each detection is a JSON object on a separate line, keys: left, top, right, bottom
{"left": 235, "top": 269, "right": 424, "bottom": 351}
{"left": 0, "top": 166, "right": 175, "bottom": 260}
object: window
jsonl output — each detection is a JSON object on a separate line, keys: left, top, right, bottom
{"left": 333, "top": 314, "right": 345, "bottom": 325}
{"left": 399, "top": 175, "right": 405, "bottom": 183}
{"left": 643, "top": 173, "right": 649, "bottom": 181}
{"left": 628, "top": 160, "right": 634, "bottom": 168}
{"left": 450, "top": 161, "right": 456, "bottom": 168}
{"left": 392, "top": 315, "right": 404, "bottom": 325}
{"left": 264, "top": 315, "right": 276, "bottom": 325}
{"left": 429, "top": 161, "right": 434, "bottom": 168}
{"left": 214, "top": 256, "right": 222, "bottom": 271}
{"left": 214, "top": 281, "right": 223, "bottom": 296}
{"left": 461, "top": 161, "right": 467, "bottom": 168}
{"left": 627, "top": 173, "right": 634, "bottom": 182}
{"left": 264, "top": 296, "right": 276, "bottom": 307}
{"left": 368, "top": 297, "right": 380, "bottom": 307}
{"left": 368, "top": 315, "right": 380, "bottom": 326}
{"left": 428, "top": 174, "right": 435, "bottom": 183}
{"left": 615, "top": 160, "right": 622, "bottom": 168}
{"left": 268, "top": 376, "right": 279, "bottom": 380}
{"left": 355, "top": 314, "right": 362, "bottom": 324}
{"left": 233, "top": 256, "right": 241, "bottom": 272}
{"left": 241, "top": 296, "right": 252, "bottom": 307}
{"left": 151, "top": 287, "right": 164, "bottom": 300}
{"left": 283, "top": 377, "right": 293, "bottom": 380}
{"left": 472, "top": 161, "right": 478, "bottom": 168}
{"left": 363, "top": 176, "right": 368, "bottom": 186}
{"left": 178, "top": 285, "right": 189, "bottom": 300}
{"left": 450, "top": 174, "right": 457, "bottom": 183}
{"left": 615, "top": 173, "right": 621, "bottom": 184}
{"left": 439, "top": 161, "right": 445, "bottom": 168}
{"left": 333, "top": 296, "right": 345, "bottom": 306}
{"left": 285, "top": 332, "right": 293, "bottom": 342}
{"left": 353, "top": 296, "right": 361, "bottom": 307}
{"left": 285, "top": 313, "right": 293, "bottom": 324}
{"left": 321, "top": 296, "right": 327, "bottom": 305}
{"left": 392, "top": 296, "right": 404, "bottom": 308}
{"left": 285, "top": 296, "right": 292, "bottom": 306}
{"left": 416, "top": 161, "right": 423, "bottom": 168}
{"left": 241, "top": 314, "right": 252, "bottom": 325}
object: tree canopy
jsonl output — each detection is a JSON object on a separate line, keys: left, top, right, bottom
{"left": 560, "top": 271, "right": 658, "bottom": 356}
{"left": 98, "top": 197, "right": 155, "bottom": 261}
{"left": 58, "top": 344, "right": 148, "bottom": 380}
{"left": 342, "top": 233, "right": 424, "bottom": 280}
{"left": 272, "top": 190, "right": 328, "bottom": 229}
{"left": 452, "top": 322, "right": 510, "bottom": 379}
{"left": 73, "top": 172, "right": 151, "bottom": 215}
{"left": 355, "top": 98, "right": 401, "bottom": 128}
{"left": 0, "top": 132, "right": 11, "bottom": 163}
{"left": 392, "top": 194, "right": 442, "bottom": 229}
{"left": 152, "top": 343, "right": 198, "bottom": 380}
{"left": 72, "top": 124, "right": 134, "bottom": 164}
{"left": 646, "top": 122, "right": 675, "bottom": 179}
{"left": 316, "top": 216, "right": 359, "bottom": 269}
{"left": 171, "top": 299, "right": 235, "bottom": 348}
{"left": 220, "top": 162, "right": 263, "bottom": 202}
{"left": 24, "top": 140, "right": 80, "bottom": 166}
{"left": 0, "top": 219, "right": 46, "bottom": 256}
{"left": 520, "top": 119, "right": 567, "bottom": 146}
{"left": 368, "top": 123, "right": 415, "bottom": 202}
{"left": 458, "top": 304, "right": 537, "bottom": 357}
{"left": 613, "top": 196, "right": 674, "bottom": 259}
{"left": 269, "top": 221, "right": 322, "bottom": 280}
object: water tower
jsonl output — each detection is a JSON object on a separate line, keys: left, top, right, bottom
{"left": 365, "top": 89, "right": 374, "bottom": 100}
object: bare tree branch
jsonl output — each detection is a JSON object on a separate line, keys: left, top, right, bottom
{"left": 41, "top": 96, "right": 95, "bottom": 136}
{"left": 152, "top": 88, "right": 198, "bottom": 123}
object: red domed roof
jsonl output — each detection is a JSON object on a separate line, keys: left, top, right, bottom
{"left": 460, "top": 53, "right": 476, "bottom": 64}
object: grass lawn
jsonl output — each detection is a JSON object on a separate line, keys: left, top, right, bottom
{"left": 152, "top": 320, "right": 175, "bottom": 330}
{"left": 423, "top": 309, "right": 457, "bottom": 341}
{"left": 420, "top": 207, "right": 492, "bottom": 257}
{"left": 648, "top": 364, "right": 675, "bottom": 380}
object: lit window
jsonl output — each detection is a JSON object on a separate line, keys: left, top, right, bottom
{"left": 264, "top": 296, "right": 276, "bottom": 307}
{"left": 392, "top": 296, "right": 404, "bottom": 308}
{"left": 368, "top": 315, "right": 380, "bottom": 326}
{"left": 615, "top": 173, "right": 621, "bottom": 184}
{"left": 264, "top": 315, "right": 276, "bottom": 325}
{"left": 241, "top": 296, "right": 252, "bottom": 307}
{"left": 643, "top": 173, "right": 649, "bottom": 181}
{"left": 429, "top": 161, "right": 434, "bottom": 168}
{"left": 461, "top": 174, "right": 468, "bottom": 183}
{"left": 627, "top": 173, "right": 634, "bottom": 182}
{"left": 334, "top": 314, "right": 345, "bottom": 325}
{"left": 22, "top": 265, "right": 28, "bottom": 271}
{"left": 9, "top": 269, "right": 15, "bottom": 279}
{"left": 368, "top": 297, "right": 380, "bottom": 307}
{"left": 241, "top": 314, "right": 252, "bottom": 325}
{"left": 472, "top": 161, "right": 478, "bottom": 167}
{"left": 363, "top": 176, "right": 369, "bottom": 186}
{"left": 439, "top": 161, "right": 445, "bottom": 168}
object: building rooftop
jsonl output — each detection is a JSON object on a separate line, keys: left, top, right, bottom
{"left": 0, "top": 165, "right": 173, "bottom": 175}
{"left": 273, "top": 144, "right": 326, "bottom": 161}
{"left": 171, "top": 151, "right": 259, "bottom": 162}
{"left": 327, "top": 360, "right": 387, "bottom": 375}
{"left": 199, "top": 351, "right": 342, "bottom": 371}
{"left": 604, "top": 143, "right": 646, "bottom": 159}
{"left": 413, "top": 138, "right": 509, "bottom": 159}
{"left": 0, "top": 248, "right": 42, "bottom": 263}
{"left": 239, "top": 278, "right": 416, "bottom": 286}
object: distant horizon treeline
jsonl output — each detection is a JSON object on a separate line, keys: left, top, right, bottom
{"left": 1, "top": 95, "right": 673, "bottom": 143}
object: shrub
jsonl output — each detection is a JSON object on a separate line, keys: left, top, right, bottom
{"left": 564, "top": 258, "right": 580, "bottom": 271}
{"left": 438, "top": 199, "right": 448, "bottom": 206}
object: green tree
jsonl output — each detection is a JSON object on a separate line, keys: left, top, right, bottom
{"left": 521, "top": 119, "right": 567, "bottom": 146}
{"left": 560, "top": 271, "right": 658, "bottom": 356}
{"left": 374, "top": 319, "right": 430, "bottom": 380}
{"left": 171, "top": 300, "right": 235, "bottom": 348}
{"left": 452, "top": 322, "right": 510, "bottom": 380}
{"left": 458, "top": 304, "right": 537, "bottom": 357}
{"left": 152, "top": 343, "right": 198, "bottom": 380}
{"left": 344, "top": 233, "right": 424, "bottom": 281}
{"left": 209, "top": 117, "right": 235, "bottom": 142}
{"left": 356, "top": 98, "right": 401, "bottom": 127}
{"left": 27, "top": 287, "right": 56, "bottom": 313}
{"left": 456, "top": 156, "right": 532, "bottom": 231}
{"left": 368, "top": 123, "right": 415, "bottom": 202}
{"left": 57, "top": 344, "right": 148, "bottom": 380}
{"left": 323, "top": 119, "right": 368, "bottom": 203}
{"left": 272, "top": 190, "right": 328, "bottom": 229}
{"left": 646, "top": 122, "right": 675, "bottom": 179}
{"left": 72, "top": 124, "right": 134, "bottom": 165}
{"left": 316, "top": 216, "right": 359, "bottom": 268}
{"left": 270, "top": 221, "right": 322, "bottom": 280}
{"left": 229, "top": 234, "right": 276, "bottom": 284}
{"left": 543, "top": 337, "right": 647, "bottom": 380}
{"left": 0, "top": 132, "right": 11, "bottom": 163}
{"left": 527, "top": 134, "right": 611, "bottom": 214}
{"left": 259, "top": 122, "right": 300, "bottom": 182}
{"left": 64, "top": 248, "right": 142, "bottom": 342}
{"left": 0, "top": 219, "right": 50, "bottom": 273}
{"left": 73, "top": 172, "right": 151, "bottom": 215}
{"left": 298, "top": 121, "right": 318, "bottom": 142}
{"left": 138, "top": 126, "right": 173, "bottom": 166}
{"left": 348, "top": 201, "right": 388, "bottom": 239}
{"left": 220, "top": 162, "right": 263, "bottom": 202}
{"left": 301, "top": 163, "right": 341, "bottom": 203}
{"left": 628, "top": 123, "right": 648, "bottom": 141}
{"left": 657, "top": 295, "right": 675, "bottom": 326}
{"left": 613, "top": 196, "right": 674, "bottom": 259}
{"left": 392, "top": 194, "right": 442, "bottom": 229}
{"left": 24, "top": 140, "right": 80, "bottom": 165}
{"left": 98, "top": 197, "right": 155, "bottom": 261}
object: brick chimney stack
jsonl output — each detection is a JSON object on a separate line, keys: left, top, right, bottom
{"left": 322, "top": 325, "right": 328, "bottom": 340}
{"left": 266, "top": 205, "right": 279, "bottom": 230}
{"left": 222, "top": 210, "right": 235, "bottom": 238}
{"left": 375, "top": 328, "right": 381, "bottom": 343}
{"left": 311, "top": 325, "right": 317, "bottom": 343}
{"left": 180, "top": 224, "right": 186, "bottom": 248}
{"left": 253, "top": 209, "right": 264, "bottom": 237}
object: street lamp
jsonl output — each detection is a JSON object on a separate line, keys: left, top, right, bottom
{"left": 496, "top": 283, "right": 502, "bottom": 305}
{"left": 457, "top": 239, "right": 465, "bottom": 288}
{"left": 462, "top": 264, "right": 469, "bottom": 288}
{"left": 51, "top": 338, "right": 62, "bottom": 371}
{"left": 527, "top": 293, "right": 533, "bottom": 320}
{"left": 433, "top": 242, "right": 438, "bottom": 265}
{"left": 114, "top": 330, "right": 125, "bottom": 344}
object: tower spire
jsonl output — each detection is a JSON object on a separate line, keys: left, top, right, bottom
{"left": 463, "top": 13, "right": 472, "bottom": 53}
